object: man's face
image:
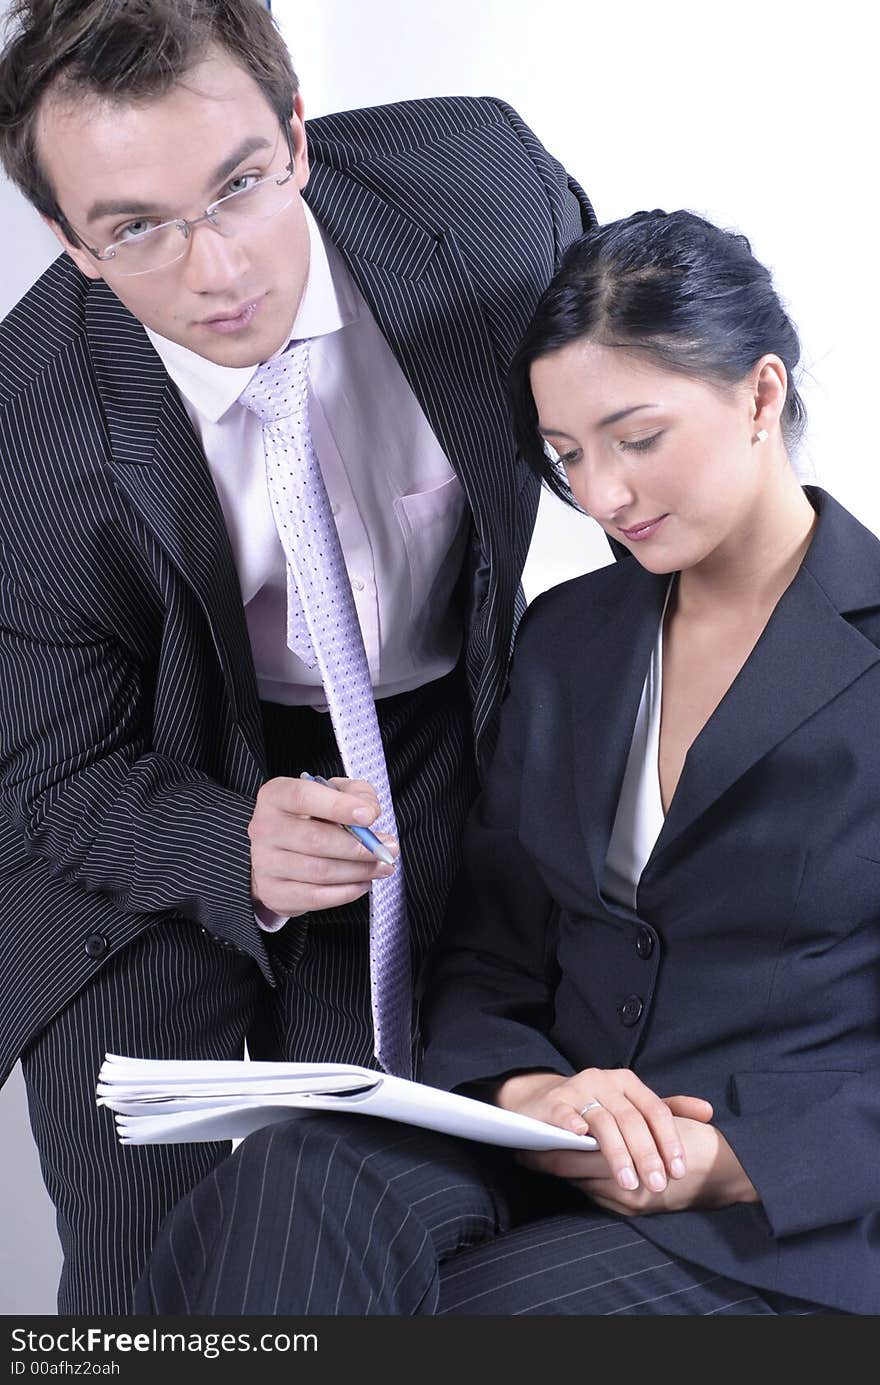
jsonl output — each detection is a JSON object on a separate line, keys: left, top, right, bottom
{"left": 36, "top": 49, "right": 311, "bottom": 367}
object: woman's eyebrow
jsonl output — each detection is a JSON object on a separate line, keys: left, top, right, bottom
{"left": 539, "top": 403, "right": 661, "bottom": 438}
{"left": 598, "top": 403, "right": 659, "bottom": 427}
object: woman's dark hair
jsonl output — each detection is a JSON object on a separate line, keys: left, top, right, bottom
{"left": 0, "top": 0, "right": 299, "bottom": 238}
{"left": 509, "top": 208, "right": 807, "bottom": 505}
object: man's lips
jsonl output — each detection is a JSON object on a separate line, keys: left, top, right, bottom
{"left": 201, "top": 297, "right": 263, "bottom": 327}
{"left": 618, "top": 514, "right": 668, "bottom": 540}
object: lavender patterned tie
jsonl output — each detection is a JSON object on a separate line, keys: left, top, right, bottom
{"left": 240, "top": 340, "right": 412, "bottom": 1078}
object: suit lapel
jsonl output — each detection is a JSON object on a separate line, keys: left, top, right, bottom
{"left": 566, "top": 490, "right": 880, "bottom": 896}
{"left": 303, "top": 161, "right": 522, "bottom": 570}
{"left": 568, "top": 564, "right": 669, "bottom": 896}
{"left": 651, "top": 492, "right": 880, "bottom": 865}
{"left": 303, "top": 161, "right": 529, "bottom": 765}
{"left": 86, "top": 283, "right": 266, "bottom": 777}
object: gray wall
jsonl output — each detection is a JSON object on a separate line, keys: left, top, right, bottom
{"left": 0, "top": 1069, "right": 63, "bottom": 1314}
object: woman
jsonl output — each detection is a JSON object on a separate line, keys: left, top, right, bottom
{"left": 138, "top": 210, "right": 878, "bottom": 1315}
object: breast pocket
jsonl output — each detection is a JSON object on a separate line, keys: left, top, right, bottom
{"left": 393, "top": 476, "right": 469, "bottom": 628}
{"left": 730, "top": 1069, "right": 859, "bottom": 1116}
{"left": 791, "top": 848, "right": 880, "bottom": 944}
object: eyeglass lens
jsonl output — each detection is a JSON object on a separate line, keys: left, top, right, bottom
{"left": 109, "top": 175, "right": 295, "bottom": 277}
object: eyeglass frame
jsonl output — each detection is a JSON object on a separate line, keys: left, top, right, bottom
{"left": 62, "top": 119, "right": 297, "bottom": 273}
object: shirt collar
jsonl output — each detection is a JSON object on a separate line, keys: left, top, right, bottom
{"left": 145, "top": 202, "right": 360, "bottom": 424}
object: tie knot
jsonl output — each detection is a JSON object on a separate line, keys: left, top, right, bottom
{"left": 238, "top": 338, "right": 311, "bottom": 424}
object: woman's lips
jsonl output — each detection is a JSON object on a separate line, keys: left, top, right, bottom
{"left": 618, "top": 514, "right": 668, "bottom": 541}
{"left": 202, "top": 297, "right": 263, "bottom": 334}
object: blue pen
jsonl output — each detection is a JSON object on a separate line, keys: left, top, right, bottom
{"left": 299, "top": 771, "right": 395, "bottom": 866}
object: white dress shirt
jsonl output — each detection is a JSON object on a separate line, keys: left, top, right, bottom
{"left": 147, "top": 203, "right": 468, "bottom": 709}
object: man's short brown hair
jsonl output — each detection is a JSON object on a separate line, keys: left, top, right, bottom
{"left": 0, "top": 0, "right": 299, "bottom": 224}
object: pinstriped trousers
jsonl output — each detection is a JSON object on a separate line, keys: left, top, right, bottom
{"left": 20, "top": 663, "right": 478, "bottom": 1315}
{"left": 135, "top": 1114, "right": 833, "bottom": 1316}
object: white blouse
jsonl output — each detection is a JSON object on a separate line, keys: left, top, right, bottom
{"left": 603, "top": 585, "right": 672, "bottom": 909}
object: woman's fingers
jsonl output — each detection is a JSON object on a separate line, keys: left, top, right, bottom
{"left": 494, "top": 1068, "right": 712, "bottom": 1197}
{"left": 580, "top": 1094, "right": 683, "bottom": 1192}
{"left": 553, "top": 1070, "right": 696, "bottom": 1190}
{"left": 663, "top": 1094, "right": 714, "bottom": 1123}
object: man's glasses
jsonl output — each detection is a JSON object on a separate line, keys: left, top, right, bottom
{"left": 67, "top": 122, "right": 296, "bottom": 278}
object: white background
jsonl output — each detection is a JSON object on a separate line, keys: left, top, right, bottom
{"left": 272, "top": 0, "right": 880, "bottom": 580}
{"left": 1, "top": 0, "right": 876, "bottom": 1313}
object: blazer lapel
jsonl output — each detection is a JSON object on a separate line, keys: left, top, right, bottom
{"left": 566, "top": 489, "right": 880, "bottom": 898}
{"left": 652, "top": 491, "right": 880, "bottom": 864}
{"left": 86, "top": 283, "right": 266, "bottom": 778}
{"left": 568, "top": 564, "right": 670, "bottom": 896}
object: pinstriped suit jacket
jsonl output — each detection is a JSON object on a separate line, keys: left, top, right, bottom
{"left": 0, "top": 96, "right": 595, "bottom": 1083}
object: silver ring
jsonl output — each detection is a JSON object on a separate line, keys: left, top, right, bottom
{"left": 578, "top": 1100, "right": 602, "bottom": 1116}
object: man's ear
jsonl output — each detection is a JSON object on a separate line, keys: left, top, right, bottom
{"left": 41, "top": 212, "right": 103, "bottom": 281}
{"left": 289, "top": 90, "right": 310, "bottom": 191}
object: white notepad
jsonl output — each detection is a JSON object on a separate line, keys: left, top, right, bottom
{"left": 96, "top": 1054, "right": 598, "bottom": 1152}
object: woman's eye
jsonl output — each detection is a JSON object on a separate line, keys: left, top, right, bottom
{"left": 544, "top": 439, "right": 580, "bottom": 467}
{"left": 621, "top": 432, "right": 662, "bottom": 454}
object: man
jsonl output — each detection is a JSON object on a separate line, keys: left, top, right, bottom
{"left": 0, "top": 0, "right": 593, "bottom": 1314}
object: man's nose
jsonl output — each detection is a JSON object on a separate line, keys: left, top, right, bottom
{"left": 181, "top": 220, "right": 250, "bottom": 293}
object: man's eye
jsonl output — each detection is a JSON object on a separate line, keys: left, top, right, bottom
{"left": 621, "top": 432, "right": 662, "bottom": 454}
{"left": 117, "top": 219, "right": 159, "bottom": 242}
{"left": 225, "top": 173, "right": 260, "bottom": 196}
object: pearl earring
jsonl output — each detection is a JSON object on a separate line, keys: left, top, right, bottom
{"left": 755, "top": 428, "right": 769, "bottom": 443}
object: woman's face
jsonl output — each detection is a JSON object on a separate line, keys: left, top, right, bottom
{"left": 529, "top": 340, "right": 767, "bottom": 574}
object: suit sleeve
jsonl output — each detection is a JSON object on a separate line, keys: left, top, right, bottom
{"left": 0, "top": 565, "right": 261, "bottom": 954}
{"left": 713, "top": 1067, "right": 880, "bottom": 1238}
{"left": 420, "top": 600, "right": 575, "bottom": 1092}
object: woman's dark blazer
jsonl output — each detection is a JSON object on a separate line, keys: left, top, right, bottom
{"left": 422, "top": 486, "right": 880, "bottom": 1315}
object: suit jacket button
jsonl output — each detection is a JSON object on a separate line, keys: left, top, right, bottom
{"left": 620, "top": 994, "right": 644, "bottom": 1026}
{"left": 636, "top": 927, "right": 654, "bottom": 959}
{"left": 84, "top": 933, "right": 109, "bottom": 959}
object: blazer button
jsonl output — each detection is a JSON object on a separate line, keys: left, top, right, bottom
{"left": 635, "top": 927, "right": 654, "bottom": 959}
{"left": 84, "top": 933, "right": 109, "bottom": 959}
{"left": 619, "top": 994, "right": 644, "bottom": 1026}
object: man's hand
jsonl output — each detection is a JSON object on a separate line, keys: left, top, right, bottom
{"left": 248, "top": 775, "right": 398, "bottom": 917}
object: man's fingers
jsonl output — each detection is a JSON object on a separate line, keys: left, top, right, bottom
{"left": 326, "top": 776, "right": 379, "bottom": 801}
{"left": 259, "top": 775, "right": 381, "bottom": 825}
{"left": 258, "top": 880, "right": 373, "bottom": 915}
{"left": 256, "top": 844, "right": 393, "bottom": 885}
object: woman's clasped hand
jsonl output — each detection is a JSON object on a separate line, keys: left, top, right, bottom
{"left": 494, "top": 1067, "right": 759, "bottom": 1214}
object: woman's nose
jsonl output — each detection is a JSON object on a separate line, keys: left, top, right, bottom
{"left": 570, "top": 460, "right": 636, "bottom": 525}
